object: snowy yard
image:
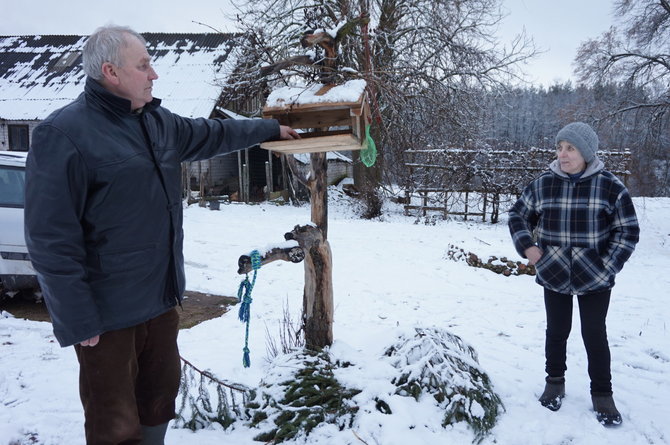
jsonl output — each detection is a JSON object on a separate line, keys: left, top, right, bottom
{"left": 1, "top": 193, "right": 668, "bottom": 445}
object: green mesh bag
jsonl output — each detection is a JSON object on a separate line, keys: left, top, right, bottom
{"left": 360, "top": 124, "right": 377, "bottom": 167}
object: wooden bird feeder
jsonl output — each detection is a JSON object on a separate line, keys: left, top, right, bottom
{"left": 260, "top": 82, "right": 370, "bottom": 154}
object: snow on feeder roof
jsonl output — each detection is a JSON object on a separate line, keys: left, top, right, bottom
{"left": 261, "top": 79, "right": 370, "bottom": 155}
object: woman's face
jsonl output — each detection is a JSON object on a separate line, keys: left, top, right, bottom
{"left": 556, "top": 141, "right": 586, "bottom": 175}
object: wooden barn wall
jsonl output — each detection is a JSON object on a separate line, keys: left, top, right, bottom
{"left": 0, "top": 120, "right": 40, "bottom": 151}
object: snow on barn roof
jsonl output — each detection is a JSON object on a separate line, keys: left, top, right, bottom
{"left": 0, "top": 33, "right": 239, "bottom": 120}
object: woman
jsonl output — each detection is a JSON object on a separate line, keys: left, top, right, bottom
{"left": 508, "top": 122, "right": 639, "bottom": 427}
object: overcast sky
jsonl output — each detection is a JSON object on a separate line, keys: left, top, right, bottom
{"left": 1, "top": 0, "right": 616, "bottom": 88}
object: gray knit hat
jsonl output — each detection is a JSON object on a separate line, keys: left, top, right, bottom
{"left": 555, "top": 122, "right": 599, "bottom": 163}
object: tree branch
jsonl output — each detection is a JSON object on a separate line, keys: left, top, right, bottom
{"left": 285, "top": 153, "right": 309, "bottom": 186}
{"left": 237, "top": 245, "right": 305, "bottom": 274}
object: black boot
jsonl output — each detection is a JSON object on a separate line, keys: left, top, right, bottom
{"left": 539, "top": 376, "right": 565, "bottom": 411}
{"left": 592, "top": 394, "right": 622, "bottom": 427}
{"left": 139, "top": 422, "right": 169, "bottom": 445}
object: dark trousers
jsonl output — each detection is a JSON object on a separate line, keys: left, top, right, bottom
{"left": 74, "top": 308, "right": 181, "bottom": 445}
{"left": 544, "top": 288, "right": 613, "bottom": 395}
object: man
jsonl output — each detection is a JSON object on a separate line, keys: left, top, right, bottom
{"left": 508, "top": 122, "right": 639, "bottom": 427}
{"left": 24, "top": 25, "right": 299, "bottom": 444}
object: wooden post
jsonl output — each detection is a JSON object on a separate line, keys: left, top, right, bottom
{"left": 421, "top": 191, "right": 428, "bottom": 217}
{"left": 280, "top": 155, "right": 288, "bottom": 192}
{"left": 244, "top": 149, "right": 250, "bottom": 203}
{"left": 491, "top": 193, "right": 500, "bottom": 224}
{"left": 239, "top": 151, "right": 334, "bottom": 349}
{"left": 237, "top": 151, "right": 243, "bottom": 202}
{"left": 287, "top": 224, "right": 334, "bottom": 349}
{"left": 265, "top": 161, "right": 272, "bottom": 201}
{"left": 267, "top": 150, "right": 274, "bottom": 194}
{"left": 181, "top": 163, "right": 189, "bottom": 200}
{"left": 309, "top": 152, "right": 329, "bottom": 237}
{"left": 302, "top": 151, "right": 333, "bottom": 348}
{"left": 242, "top": 164, "right": 249, "bottom": 203}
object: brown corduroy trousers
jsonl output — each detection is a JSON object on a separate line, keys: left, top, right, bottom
{"left": 74, "top": 308, "right": 181, "bottom": 445}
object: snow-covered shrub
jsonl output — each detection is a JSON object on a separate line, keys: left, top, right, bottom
{"left": 245, "top": 327, "right": 502, "bottom": 443}
{"left": 245, "top": 350, "right": 360, "bottom": 443}
{"left": 384, "top": 327, "right": 504, "bottom": 441}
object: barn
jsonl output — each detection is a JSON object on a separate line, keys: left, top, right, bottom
{"left": 0, "top": 33, "right": 352, "bottom": 202}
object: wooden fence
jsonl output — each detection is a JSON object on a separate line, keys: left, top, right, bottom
{"left": 403, "top": 147, "right": 631, "bottom": 223}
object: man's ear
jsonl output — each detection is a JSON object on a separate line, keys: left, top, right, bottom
{"left": 101, "top": 62, "right": 120, "bottom": 85}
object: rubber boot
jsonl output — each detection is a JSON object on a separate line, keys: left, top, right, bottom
{"left": 139, "top": 422, "right": 169, "bottom": 445}
{"left": 592, "top": 394, "right": 622, "bottom": 427}
{"left": 539, "top": 376, "right": 565, "bottom": 411}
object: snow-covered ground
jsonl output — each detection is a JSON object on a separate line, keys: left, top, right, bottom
{"left": 1, "top": 193, "right": 668, "bottom": 445}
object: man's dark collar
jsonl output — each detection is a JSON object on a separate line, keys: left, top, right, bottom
{"left": 85, "top": 77, "right": 161, "bottom": 115}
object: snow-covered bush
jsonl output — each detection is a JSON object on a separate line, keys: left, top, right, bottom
{"left": 384, "top": 327, "right": 504, "bottom": 441}
{"left": 245, "top": 350, "right": 360, "bottom": 443}
{"left": 245, "top": 327, "right": 503, "bottom": 443}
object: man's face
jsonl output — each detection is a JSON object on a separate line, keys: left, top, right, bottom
{"left": 106, "top": 34, "right": 158, "bottom": 110}
{"left": 556, "top": 140, "right": 586, "bottom": 175}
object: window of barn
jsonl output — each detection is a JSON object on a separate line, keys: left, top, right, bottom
{"left": 8, "top": 125, "right": 29, "bottom": 151}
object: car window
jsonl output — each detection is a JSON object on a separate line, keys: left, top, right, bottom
{"left": 0, "top": 166, "right": 25, "bottom": 208}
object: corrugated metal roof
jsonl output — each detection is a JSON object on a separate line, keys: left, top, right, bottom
{"left": 0, "top": 33, "right": 239, "bottom": 120}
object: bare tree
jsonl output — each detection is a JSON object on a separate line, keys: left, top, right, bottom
{"left": 576, "top": 1, "right": 669, "bottom": 92}
{"left": 575, "top": 0, "right": 670, "bottom": 195}
{"left": 219, "top": 0, "right": 536, "bottom": 194}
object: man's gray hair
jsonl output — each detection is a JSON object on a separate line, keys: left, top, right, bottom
{"left": 82, "top": 25, "right": 147, "bottom": 80}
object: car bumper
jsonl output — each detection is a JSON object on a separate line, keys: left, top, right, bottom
{"left": 1, "top": 274, "right": 39, "bottom": 291}
{"left": 0, "top": 251, "right": 38, "bottom": 291}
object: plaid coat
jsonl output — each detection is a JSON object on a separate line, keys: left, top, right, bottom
{"left": 508, "top": 159, "right": 639, "bottom": 295}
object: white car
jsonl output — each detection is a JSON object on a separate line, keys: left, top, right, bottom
{"left": 0, "top": 151, "right": 39, "bottom": 298}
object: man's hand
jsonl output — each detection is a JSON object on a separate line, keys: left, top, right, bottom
{"left": 524, "top": 246, "right": 543, "bottom": 266}
{"left": 80, "top": 335, "right": 100, "bottom": 347}
{"left": 279, "top": 125, "right": 301, "bottom": 140}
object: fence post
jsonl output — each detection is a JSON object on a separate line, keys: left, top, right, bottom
{"left": 464, "top": 191, "right": 469, "bottom": 221}
{"left": 491, "top": 193, "right": 500, "bottom": 224}
{"left": 242, "top": 164, "right": 249, "bottom": 203}
{"left": 237, "top": 151, "right": 243, "bottom": 202}
{"left": 265, "top": 161, "right": 272, "bottom": 201}
{"left": 244, "top": 149, "right": 250, "bottom": 203}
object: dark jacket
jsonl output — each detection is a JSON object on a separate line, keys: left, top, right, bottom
{"left": 508, "top": 158, "right": 639, "bottom": 295}
{"left": 25, "top": 78, "right": 280, "bottom": 347}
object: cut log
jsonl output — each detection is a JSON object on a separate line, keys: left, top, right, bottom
{"left": 303, "top": 152, "right": 329, "bottom": 238}
{"left": 286, "top": 224, "right": 334, "bottom": 349}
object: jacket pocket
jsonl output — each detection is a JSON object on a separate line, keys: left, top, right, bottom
{"left": 98, "top": 243, "right": 157, "bottom": 274}
{"left": 571, "top": 247, "right": 612, "bottom": 292}
{"left": 535, "top": 245, "right": 570, "bottom": 291}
